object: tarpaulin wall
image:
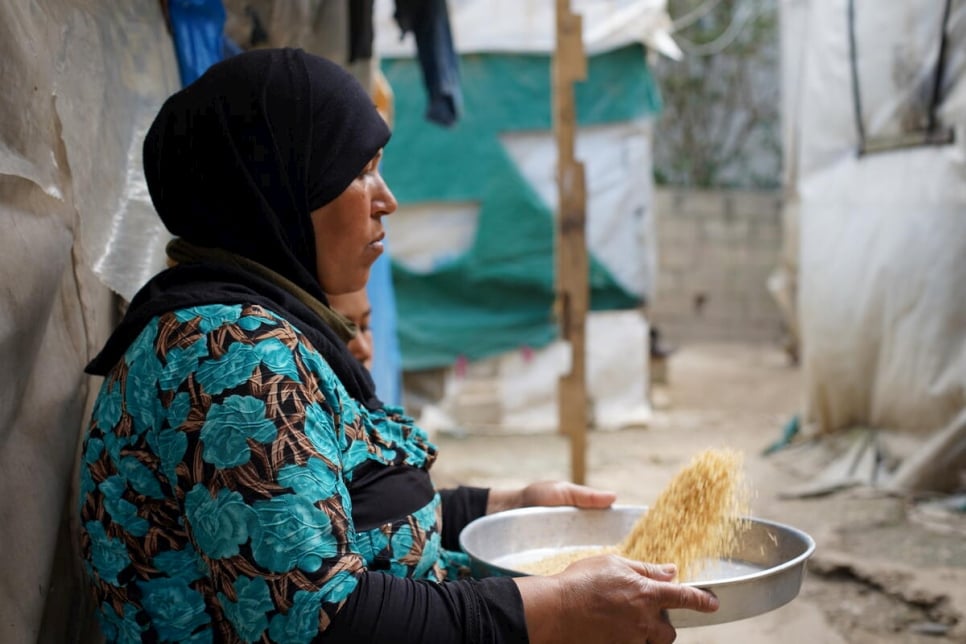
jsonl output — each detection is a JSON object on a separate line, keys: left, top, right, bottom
{"left": 0, "top": 1, "right": 179, "bottom": 641}
{"left": 782, "top": 0, "right": 966, "bottom": 436}
{"left": 372, "top": 0, "right": 675, "bottom": 433}
{"left": 381, "top": 45, "right": 662, "bottom": 369}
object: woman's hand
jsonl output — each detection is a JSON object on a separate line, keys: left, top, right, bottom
{"left": 486, "top": 480, "right": 617, "bottom": 514}
{"left": 514, "top": 556, "right": 719, "bottom": 644}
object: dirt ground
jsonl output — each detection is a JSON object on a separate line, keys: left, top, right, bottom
{"left": 429, "top": 342, "right": 966, "bottom": 643}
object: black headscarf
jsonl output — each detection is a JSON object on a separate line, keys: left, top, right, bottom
{"left": 86, "top": 48, "right": 391, "bottom": 410}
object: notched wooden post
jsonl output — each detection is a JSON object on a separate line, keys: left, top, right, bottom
{"left": 553, "top": 0, "right": 588, "bottom": 485}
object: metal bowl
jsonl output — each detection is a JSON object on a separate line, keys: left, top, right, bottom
{"left": 459, "top": 505, "right": 816, "bottom": 628}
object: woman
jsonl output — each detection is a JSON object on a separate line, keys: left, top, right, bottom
{"left": 78, "top": 49, "right": 717, "bottom": 643}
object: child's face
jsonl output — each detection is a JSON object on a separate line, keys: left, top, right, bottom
{"left": 327, "top": 289, "right": 374, "bottom": 370}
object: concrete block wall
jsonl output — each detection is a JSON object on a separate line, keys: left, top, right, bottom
{"left": 649, "top": 188, "right": 786, "bottom": 344}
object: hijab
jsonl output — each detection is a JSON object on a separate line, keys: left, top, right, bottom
{"left": 86, "top": 48, "right": 391, "bottom": 410}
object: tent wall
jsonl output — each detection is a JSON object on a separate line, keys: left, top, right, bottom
{"left": 783, "top": 0, "right": 966, "bottom": 435}
{"left": 375, "top": 0, "right": 674, "bottom": 434}
{"left": 413, "top": 309, "right": 652, "bottom": 436}
{"left": 374, "top": 0, "right": 681, "bottom": 59}
{"left": 0, "top": 2, "right": 179, "bottom": 641}
{"left": 381, "top": 46, "right": 662, "bottom": 370}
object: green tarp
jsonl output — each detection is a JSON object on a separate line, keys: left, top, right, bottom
{"left": 382, "top": 44, "right": 662, "bottom": 370}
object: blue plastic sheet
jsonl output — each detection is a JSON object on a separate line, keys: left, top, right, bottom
{"left": 367, "top": 237, "right": 403, "bottom": 406}
{"left": 167, "top": 0, "right": 229, "bottom": 86}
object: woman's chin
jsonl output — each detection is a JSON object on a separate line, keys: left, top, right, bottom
{"left": 322, "top": 275, "right": 370, "bottom": 296}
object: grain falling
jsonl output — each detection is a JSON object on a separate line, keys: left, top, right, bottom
{"left": 519, "top": 448, "right": 750, "bottom": 579}
{"left": 619, "top": 448, "right": 750, "bottom": 581}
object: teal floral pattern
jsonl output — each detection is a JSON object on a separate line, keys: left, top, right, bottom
{"left": 278, "top": 458, "right": 339, "bottom": 502}
{"left": 199, "top": 395, "right": 277, "bottom": 467}
{"left": 138, "top": 577, "right": 210, "bottom": 640}
{"left": 98, "top": 601, "right": 145, "bottom": 643}
{"left": 250, "top": 494, "right": 336, "bottom": 573}
{"left": 159, "top": 338, "right": 209, "bottom": 391}
{"left": 152, "top": 545, "right": 207, "bottom": 583}
{"left": 185, "top": 485, "right": 257, "bottom": 559}
{"left": 217, "top": 575, "right": 274, "bottom": 642}
{"left": 253, "top": 337, "right": 300, "bottom": 381}
{"left": 194, "top": 342, "right": 263, "bottom": 395}
{"left": 174, "top": 303, "right": 242, "bottom": 331}
{"left": 85, "top": 520, "right": 130, "bottom": 584}
{"left": 101, "top": 488, "right": 149, "bottom": 537}
{"left": 78, "top": 304, "right": 455, "bottom": 643}
{"left": 268, "top": 589, "right": 323, "bottom": 643}
{"left": 93, "top": 381, "right": 122, "bottom": 429}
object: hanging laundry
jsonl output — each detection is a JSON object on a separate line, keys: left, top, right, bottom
{"left": 349, "top": 0, "right": 376, "bottom": 62}
{"left": 393, "top": 0, "right": 462, "bottom": 126}
{"left": 166, "top": 0, "right": 235, "bottom": 86}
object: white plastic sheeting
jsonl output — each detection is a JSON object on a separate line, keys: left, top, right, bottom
{"left": 798, "top": 150, "right": 966, "bottom": 433}
{"left": 374, "top": 0, "right": 681, "bottom": 59}
{"left": 500, "top": 120, "right": 657, "bottom": 301}
{"left": 500, "top": 309, "right": 652, "bottom": 432}
{"left": 377, "top": 0, "right": 663, "bottom": 431}
{"left": 782, "top": 0, "right": 966, "bottom": 471}
{"left": 0, "top": 1, "right": 179, "bottom": 641}
{"left": 417, "top": 309, "right": 651, "bottom": 435}
{"left": 390, "top": 201, "right": 481, "bottom": 273}
{"left": 389, "top": 120, "right": 658, "bottom": 301}
{"left": 60, "top": 13, "right": 176, "bottom": 301}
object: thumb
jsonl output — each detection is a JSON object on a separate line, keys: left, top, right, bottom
{"left": 565, "top": 483, "right": 617, "bottom": 508}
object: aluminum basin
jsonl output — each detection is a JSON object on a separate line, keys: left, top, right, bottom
{"left": 459, "top": 505, "right": 815, "bottom": 628}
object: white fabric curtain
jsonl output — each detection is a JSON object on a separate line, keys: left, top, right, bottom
{"left": 0, "top": 2, "right": 179, "bottom": 640}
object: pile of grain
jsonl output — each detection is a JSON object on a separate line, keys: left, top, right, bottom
{"left": 516, "top": 545, "right": 617, "bottom": 575}
{"left": 520, "top": 448, "right": 750, "bottom": 579}
{"left": 619, "top": 448, "right": 750, "bottom": 580}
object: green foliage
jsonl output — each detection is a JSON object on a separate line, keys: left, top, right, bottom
{"left": 653, "top": 0, "right": 781, "bottom": 189}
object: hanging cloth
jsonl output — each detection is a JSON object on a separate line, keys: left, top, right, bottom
{"left": 393, "top": 0, "right": 462, "bottom": 126}
{"left": 349, "top": 0, "right": 376, "bottom": 62}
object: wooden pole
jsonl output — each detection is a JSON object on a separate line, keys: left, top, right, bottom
{"left": 553, "top": 0, "right": 588, "bottom": 485}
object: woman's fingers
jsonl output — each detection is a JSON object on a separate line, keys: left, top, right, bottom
{"left": 650, "top": 582, "right": 719, "bottom": 613}
{"left": 552, "top": 481, "right": 617, "bottom": 508}
{"left": 537, "top": 554, "right": 717, "bottom": 644}
{"left": 621, "top": 559, "right": 677, "bottom": 581}
{"left": 518, "top": 480, "right": 617, "bottom": 509}
{"left": 618, "top": 557, "right": 720, "bottom": 612}
{"left": 572, "top": 485, "right": 618, "bottom": 508}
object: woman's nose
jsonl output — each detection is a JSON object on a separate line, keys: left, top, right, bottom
{"left": 374, "top": 174, "right": 397, "bottom": 216}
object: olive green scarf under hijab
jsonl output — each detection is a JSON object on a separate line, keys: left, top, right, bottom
{"left": 166, "top": 238, "right": 358, "bottom": 343}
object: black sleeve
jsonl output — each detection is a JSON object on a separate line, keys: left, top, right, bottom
{"left": 321, "top": 572, "right": 529, "bottom": 644}
{"left": 439, "top": 486, "right": 490, "bottom": 550}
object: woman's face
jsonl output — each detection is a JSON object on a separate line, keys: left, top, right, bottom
{"left": 327, "top": 289, "right": 374, "bottom": 369}
{"left": 310, "top": 150, "right": 396, "bottom": 295}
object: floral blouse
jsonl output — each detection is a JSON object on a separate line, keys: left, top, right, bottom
{"left": 77, "top": 303, "right": 523, "bottom": 643}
